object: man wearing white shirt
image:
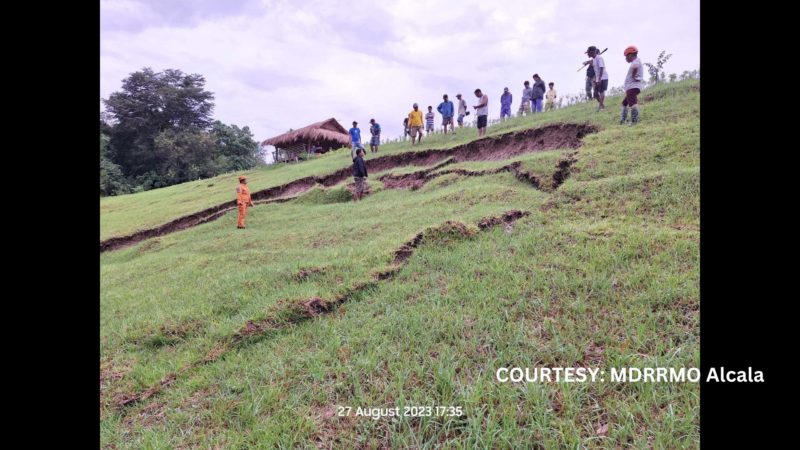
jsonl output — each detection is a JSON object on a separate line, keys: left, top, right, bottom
{"left": 586, "top": 45, "right": 609, "bottom": 111}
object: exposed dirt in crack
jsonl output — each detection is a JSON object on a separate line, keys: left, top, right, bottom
{"left": 379, "top": 160, "right": 554, "bottom": 191}
{"left": 113, "top": 210, "right": 531, "bottom": 411}
{"left": 101, "top": 124, "right": 596, "bottom": 253}
{"left": 552, "top": 151, "right": 578, "bottom": 189}
{"left": 477, "top": 209, "right": 530, "bottom": 230}
{"left": 392, "top": 232, "right": 425, "bottom": 265}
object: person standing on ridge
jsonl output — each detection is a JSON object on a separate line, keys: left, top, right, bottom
{"left": 425, "top": 105, "right": 435, "bottom": 136}
{"left": 369, "top": 118, "right": 381, "bottom": 153}
{"left": 437, "top": 94, "right": 455, "bottom": 134}
{"left": 349, "top": 121, "right": 366, "bottom": 159}
{"left": 473, "top": 88, "right": 489, "bottom": 137}
{"left": 456, "top": 93, "right": 468, "bottom": 128}
{"left": 531, "top": 74, "right": 546, "bottom": 113}
{"left": 500, "top": 87, "right": 513, "bottom": 120}
{"left": 586, "top": 45, "right": 609, "bottom": 111}
{"left": 518, "top": 80, "right": 532, "bottom": 116}
{"left": 545, "top": 82, "right": 557, "bottom": 111}
{"left": 236, "top": 175, "right": 255, "bottom": 229}
{"left": 352, "top": 148, "right": 368, "bottom": 201}
{"left": 621, "top": 45, "right": 645, "bottom": 125}
{"left": 408, "top": 103, "right": 424, "bottom": 145}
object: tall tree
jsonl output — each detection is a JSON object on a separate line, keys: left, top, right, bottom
{"left": 103, "top": 68, "right": 215, "bottom": 177}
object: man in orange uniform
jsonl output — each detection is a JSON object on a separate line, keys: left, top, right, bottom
{"left": 236, "top": 176, "right": 255, "bottom": 228}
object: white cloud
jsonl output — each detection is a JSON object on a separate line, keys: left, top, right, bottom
{"left": 101, "top": 0, "right": 700, "bottom": 151}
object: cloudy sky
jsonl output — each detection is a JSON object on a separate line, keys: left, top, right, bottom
{"left": 101, "top": 0, "right": 699, "bottom": 151}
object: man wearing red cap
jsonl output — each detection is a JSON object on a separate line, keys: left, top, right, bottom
{"left": 621, "top": 46, "right": 645, "bottom": 125}
{"left": 236, "top": 176, "right": 254, "bottom": 229}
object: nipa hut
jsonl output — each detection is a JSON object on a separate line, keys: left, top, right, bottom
{"left": 261, "top": 118, "right": 351, "bottom": 163}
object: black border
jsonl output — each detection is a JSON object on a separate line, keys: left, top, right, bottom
{"left": 29, "top": 0, "right": 100, "bottom": 445}
{"left": 699, "top": 3, "right": 784, "bottom": 446}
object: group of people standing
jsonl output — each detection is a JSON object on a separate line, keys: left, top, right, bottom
{"left": 515, "top": 74, "right": 558, "bottom": 117}
{"left": 582, "top": 44, "right": 644, "bottom": 125}
{"left": 249, "top": 44, "right": 647, "bottom": 214}
{"left": 336, "top": 44, "right": 646, "bottom": 205}
{"left": 402, "top": 75, "right": 561, "bottom": 143}
{"left": 402, "top": 93, "right": 467, "bottom": 145}
{"left": 347, "top": 118, "right": 383, "bottom": 159}
{"left": 400, "top": 87, "right": 502, "bottom": 143}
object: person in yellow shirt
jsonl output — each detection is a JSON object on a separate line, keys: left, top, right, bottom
{"left": 236, "top": 176, "right": 255, "bottom": 229}
{"left": 545, "top": 82, "right": 557, "bottom": 111}
{"left": 407, "top": 103, "right": 424, "bottom": 145}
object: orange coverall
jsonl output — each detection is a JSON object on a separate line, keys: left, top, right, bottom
{"left": 236, "top": 183, "right": 254, "bottom": 228}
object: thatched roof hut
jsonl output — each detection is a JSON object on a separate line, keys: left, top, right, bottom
{"left": 261, "top": 118, "right": 350, "bottom": 163}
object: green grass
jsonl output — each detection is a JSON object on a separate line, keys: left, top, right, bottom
{"left": 100, "top": 80, "right": 698, "bottom": 241}
{"left": 101, "top": 80, "right": 700, "bottom": 448}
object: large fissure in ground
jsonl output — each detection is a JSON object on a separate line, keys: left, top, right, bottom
{"left": 101, "top": 124, "right": 596, "bottom": 252}
{"left": 110, "top": 210, "right": 530, "bottom": 410}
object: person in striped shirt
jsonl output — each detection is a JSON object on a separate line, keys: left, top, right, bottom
{"left": 425, "top": 106, "right": 435, "bottom": 135}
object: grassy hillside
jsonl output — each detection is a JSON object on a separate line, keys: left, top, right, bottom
{"left": 101, "top": 80, "right": 699, "bottom": 448}
{"left": 100, "top": 81, "right": 695, "bottom": 241}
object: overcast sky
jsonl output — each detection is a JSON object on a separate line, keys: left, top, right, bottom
{"left": 101, "top": 0, "right": 699, "bottom": 149}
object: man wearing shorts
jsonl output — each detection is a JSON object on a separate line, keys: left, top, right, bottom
{"left": 586, "top": 45, "right": 609, "bottom": 111}
{"left": 369, "top": 118, "right": 381, "bottom": 153}
{"left": 621, "top": 45, "right": 645, "bottom": 125}
{"left": 407, "top": 103, "right": 424, "bottom": 145}
{"left": 473, "top": 88, "right": 489, "bottom": 137}
{"left": 437, "top": 94, "right": 455, "bottom": 134}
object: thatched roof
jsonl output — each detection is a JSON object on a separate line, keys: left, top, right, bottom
{"left": 261, "top": 118, "right": 350, "bottom": 148}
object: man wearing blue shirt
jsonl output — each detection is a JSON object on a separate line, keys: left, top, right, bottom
{"left": 349, "top": 121, "right": 366, "bottom": 159}
{"left": 369, "top": 118, "right": 381, "bottom": 153}
{"left": 500, "top": 87, "right": 513, "bottom": 120}
{"left": 436, "top": 94, "right": 455, "bottom": 134}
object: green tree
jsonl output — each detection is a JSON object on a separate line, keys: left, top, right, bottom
{"left": 210, "top": 121, "right": 265, "bottom": 171}
{"left": 103, "top": 68, "right": 215, "bottom": 177}
{"left": 153, "top": 128, "right": 218, "bottom": 185}
{"left": 100, "top": 132, "right": 129, "bottom": 196}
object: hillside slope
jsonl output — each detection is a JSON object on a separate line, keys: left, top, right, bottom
{"left": 101, "top": 80, "right": 699, "bottom": 448}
